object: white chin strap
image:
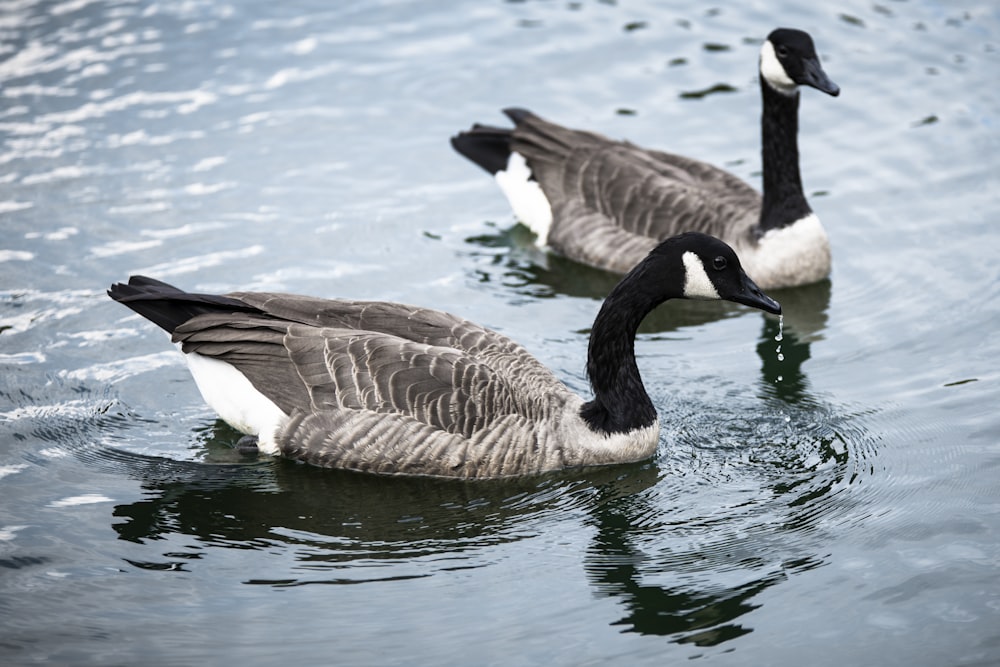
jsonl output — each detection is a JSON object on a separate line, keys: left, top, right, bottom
{"left": 682, "top": 252, "right": 721, "bottom": 300}
{"left": 759, "top": 40, "right": 798, "bottom": 95}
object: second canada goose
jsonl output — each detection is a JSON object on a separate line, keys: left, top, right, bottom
{"left": 451, "top": 28, "right": 840, "bottom": 289}
{"left": 108, "top": 233, "right": 780, "bottom": 479}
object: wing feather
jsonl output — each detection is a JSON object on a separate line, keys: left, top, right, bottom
{"left": 163, "top": 290, "right": 577, "bottom": 475}
{"left": 278, "top": 409, "right": 568, "bottom": 478}
{"left": 113, "top": 277, "right": 596, "bottom": 477}
{"left": 228, "top": 293, "right": 562, "bottom": 397}
{"left": 282, "top": 324, "right": 550, "bottom": 440}
{"left": 507, "top": 111, "right": 762, "bottom": 272}
{"left": 172, "top": 313, "right": 310, "bottom": 414}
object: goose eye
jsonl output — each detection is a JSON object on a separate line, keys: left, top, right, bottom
{"left": 712, "top": 256, "right": 727, "bottom": 271}
{"left": 776, "top": 44, "right": 789, "bottom": 57}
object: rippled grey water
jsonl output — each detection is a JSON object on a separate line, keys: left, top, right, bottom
{"left": 2, "top": 0, "right": 999, "bottom": 665}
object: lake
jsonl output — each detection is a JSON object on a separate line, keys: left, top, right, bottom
{"left": 2, "top": 0, "right": 999, "bottom": 665}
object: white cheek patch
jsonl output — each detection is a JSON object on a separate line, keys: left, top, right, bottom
{"left": 682, "top": 251, "right": 721, "bottom": 300}
{"left": 494, "top": 151, "right": 554, "bottom": 243}
{"left": 760, "top": 40, "right": 797, "bottom": 95}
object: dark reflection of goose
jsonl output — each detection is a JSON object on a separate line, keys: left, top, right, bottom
{"left": 579, "top": 467, "right": 828, "bottom": 645}
{"left": 465, "top": 223, "right": 831, "bottom": 347}
{"left": 108, "top": 427, "right": 644, "bottom": 580}
{"left": 585, "top": 505, "right": 784, "bottom": 644}
{"left": 105, "top": 421, "right": 845, "bottom": 644}
{"left": 465, "top": 224, "right": 761, "bottom": 332}
{"left": 757, "top": 279, "right": 830, "bottom": 406}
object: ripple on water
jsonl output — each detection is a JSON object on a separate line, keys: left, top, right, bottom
{"left": 660, "top": 393, "right": 882, "bottom": 530}
{"left": 102, "top": 429, "right": 628, "bottom": 585}
{"left": 568, "top": 384, "right": 885, "bottom": 645}
{"left": 0, "top": 329, "right": 892, "bottom": 648}
{"left": 1, "top": 376, "right": 141, "bottom": 465}
{"left": 0, "top": 355, "right": 612, "bottom": 583}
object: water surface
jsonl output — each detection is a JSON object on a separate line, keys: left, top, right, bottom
{"left": 2, "top": 1, "right": 999, "bottom": 665}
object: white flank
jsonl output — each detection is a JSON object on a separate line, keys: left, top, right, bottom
{"left": 759, "top": 40, "right": 797, "bottom": 95}
{"left": 682, "top": 251, "right": 721, "bottom": 300}
{"left": 184, "top": 352, "right": 287, "bottom": 454}
{"left": 743, "top": 213, "right": 831, "bottom": 289}
{"left": 494, "top": 152, "right": 553, "bottom": 243}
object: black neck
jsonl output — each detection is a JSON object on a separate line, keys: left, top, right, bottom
{"left": 758, "top": 80, "right": 812, "bottom": 234}
{"left": 580, "top": 262, "right": 671, "bottom": 435}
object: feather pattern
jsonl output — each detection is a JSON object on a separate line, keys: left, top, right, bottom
{"left": 514, "top": 116, "right": 761, "bottom": 244}
{"left": 109, "top": 233, "right": 781, "bottom": 479}
{"left": 451, "top": 28, "right": 839, "bottom": 289}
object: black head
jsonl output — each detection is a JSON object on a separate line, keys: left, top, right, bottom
{"left": 650, "top": 233, "right": 781, "bottom": 315}
{"left": 760, "top": 28, "right": 840, "bottom": 97}
{"left": 582, "top": 233, "right": 779, "bottom": 435}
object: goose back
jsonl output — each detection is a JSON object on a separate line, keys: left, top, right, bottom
{"left": 511, "top": 110, "right": 761, "bottom": 239}
{"left": 118, "top": 281, "right": 598, "bottom": 477}
{"left": 110, "top": 233, "right": 780, "bottom": 479}
{"left": 451, "top": 29, "right": 839, "bottom": 289}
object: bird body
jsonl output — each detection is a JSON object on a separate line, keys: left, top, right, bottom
{"left": 452, "top": 28, "right": 839, "bottom": 289}
{"left": 110, "top": 233, "right": 779, "bottom": 479}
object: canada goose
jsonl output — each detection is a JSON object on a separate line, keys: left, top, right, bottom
{"left": 451, "top": 28, "right": 839, "bottom": 289}
{"left": 109, "top": 233, "right": 779, "bottom": 479}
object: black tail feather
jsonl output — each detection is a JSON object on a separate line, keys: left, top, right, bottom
{"left": 452, "top": 108, "right": 549, "bottom": 175}
{"left": 502, "top": 107, "right": 533, "bottom": 125}
{"left": 450, "top": 123, "right": 514, "bottom": 176}
{"left": 108, "top": 275, "right": 257, "bottom": 334}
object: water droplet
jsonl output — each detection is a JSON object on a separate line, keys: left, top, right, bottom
{"left": 775, "top": 314, "right": 784, "bottom": 342}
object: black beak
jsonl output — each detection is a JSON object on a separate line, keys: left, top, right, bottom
{"left": 732, "top": 271, "right": 782, "bottom": 315}
{"left": 801, "top": 57, "right": 840, "bottom": 97}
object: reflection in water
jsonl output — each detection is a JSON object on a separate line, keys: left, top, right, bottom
{"left": 464, "top": 223, "right": 831, "bottom": 337}
{"left": 581, "top": 467, "right": 828, "bottom": 645}
{"left": 104, "top": 410, "right": 858, "bottom": 644}
{"left": 757, "top": 280, "right": 830, "bottom": 405}
{"left": 583, "top": 469, "right": 777, "bottom": 645}
{"left": 586, "top": 506, "right": 785, "bottom": 644}
{"left": 96, "top": 228, "right": 849, "bottom": 642}
{"left": 466, "top": 223, "right": 619, "bottom": 299}
{"left": 109, "top": 426, "right": 620, "bottom": 582}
